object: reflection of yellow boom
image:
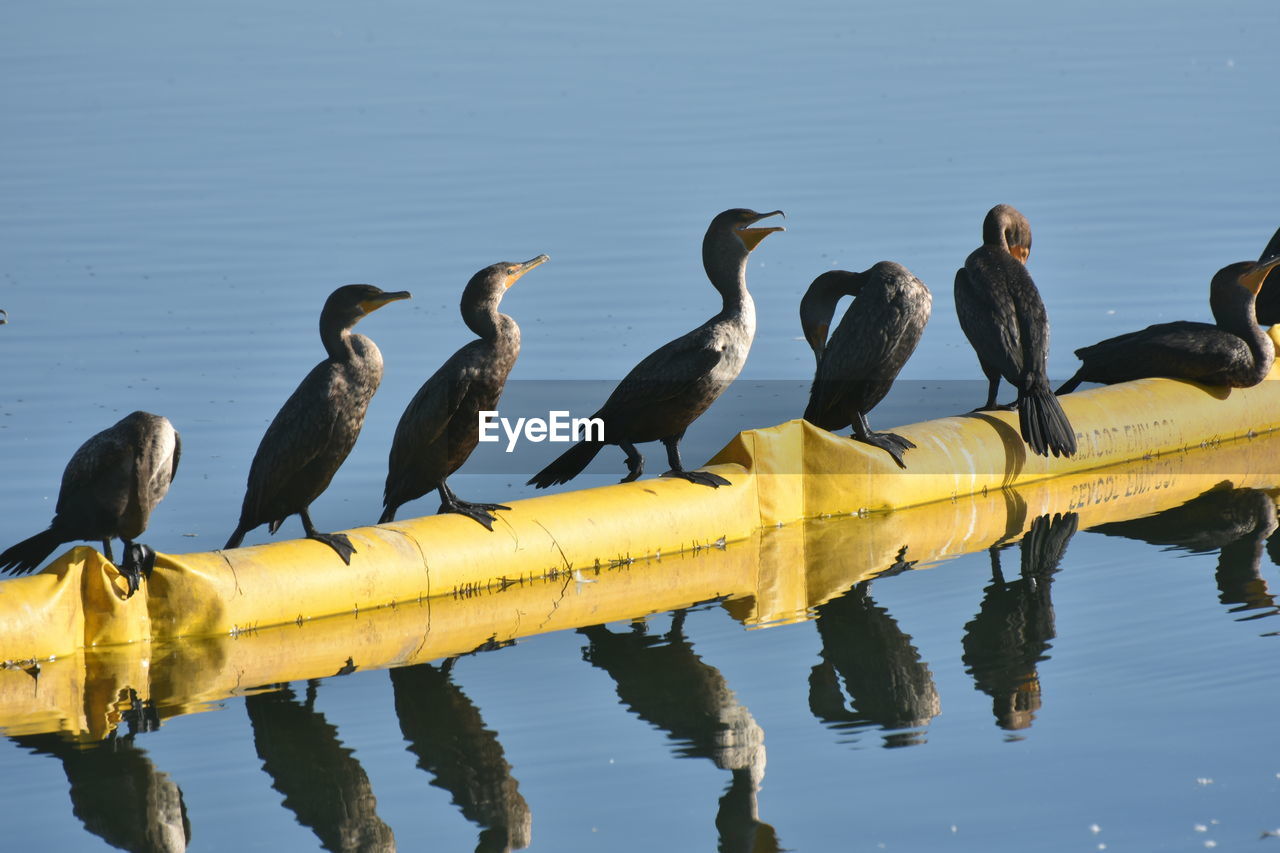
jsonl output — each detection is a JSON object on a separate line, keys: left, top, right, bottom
{"left": 3, "top": 349, "right": 1280, "bottom": 666}
{"left": 3, "top": 428, "right": 1279, "bottom": 741}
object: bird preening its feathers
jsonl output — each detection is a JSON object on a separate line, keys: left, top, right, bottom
{"left": 801, "top": 262, "right": 932, "bottom": 469}
{"left": 954, "top": 204, "right": 1077, "bottom": 459}
{"left": 0, "top": 411, "right": 180, "bottom": 597}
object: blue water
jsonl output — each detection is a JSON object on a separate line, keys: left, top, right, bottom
{"left": 2, "top": 0, "right": 1279, "bottom": 849}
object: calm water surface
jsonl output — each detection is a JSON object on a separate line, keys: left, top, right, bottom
{"left": 1, "top": 1, "right": 1278, "bottom": 850}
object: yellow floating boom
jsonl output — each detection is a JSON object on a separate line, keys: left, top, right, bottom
{"left": 3, "top": 432, "right": 1278, "bottom": 740}
{"left": 3, "top": 332, "right": 1280, "bottom": 665}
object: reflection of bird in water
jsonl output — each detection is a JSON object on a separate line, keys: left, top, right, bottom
{"left": 381, "top": 256, "right": 548, "bottom": 527}
{"left": 1058, "top": 256, "right": 1280, "bottom": 393}
{"left": 800, "top": 263, "right": 932, "bottom": 468}
{"left": 528, "top": 209, "right": 783, "bottom": 490}
{"left": 245, "top": 682, "right": 396, "bottom": 853}
{"left": 1093, "top": 483, "right": 1279, "bottom": 621}
{"left": 12, "top": 697, "right": 190, "bottom": 853}
{"left": 808, "top": 580, "right": 940, "bottom": 747}
{"left": 0, "top": 411, "right": 180, "bottom": 597}
{"left": 224, "top": 285, "right": 410, "bottom": 564}
{"left": 580, "top": 610, "right": 780, "bottom": 853}
{"left": 962, "top": 512, "right": 1078, "bottom": 731}
{"left": 954, "top": 204, "right": 1076, "bottom": 458}
{"left": 1251, "top": 227, "right": 1280, "bottom": 324}
{"left": 390, "top": 659, "right": 531, "bottom": 853}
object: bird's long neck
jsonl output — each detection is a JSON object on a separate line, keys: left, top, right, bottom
{"left": 801, "top": 272, "right": 862, "bottom": 360}
{"left": 320, "top": 316, "right": 357, "bottom": 361}
{"left": 1215, "top": 286, "right": 1274, "bottom": 384}
{"left": 463, "top": 296, "right": 511, "bottom": 345}
{"left": 703, "top": 242, "right": 753, "bottom": 324}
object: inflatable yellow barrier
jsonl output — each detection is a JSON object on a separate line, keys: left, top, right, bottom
{"left": 2, "top": 431, "right": 1278, "bottom": 739}
{"left": 3, "top": 338, "right": 1280, "bottom": 664}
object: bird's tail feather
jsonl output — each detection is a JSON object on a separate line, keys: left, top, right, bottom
{"left": 1019, "top": 388, "right": 1077, "bottom": 458}
{"left": 527, "top": 440, "right": 604, "bottom": 489}
{"left": 1056, "top": 371, "right": 1084, "bottom": 395}
{"left": 0, "top": 528, "right": 69, "bottom": 575}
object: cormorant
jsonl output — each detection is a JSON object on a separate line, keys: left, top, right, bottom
{"left": 1092, "top": 483, "right": 1279, "bottom": 622}
{"left": 0, "top": 410, "right": 180, "bottom": 597}
{"left": 12, "top": 698, "right": 191, "bottom": 853}
{"left": 963, "top": 512, "right": 1077, "bottom": 731}
{"left": 808, "top": 580, "right": 941, "bottom": 748}
{"left": 381, "top": 255, "right": 548, "bottom": 527}
{"left": 580, "top": 611, "right": 779, "bottom": 852}
{"left": 955, "top": 204, "right": 1076, "bottom": 457}
{"left": 1057, "top": 255, "right": 1280, "bottom": 393}
{"left": 245, "top": 683, "right": 396, "bottom": 852}
{"left": 799, "top": 270, "right": 858, "bottom": 365}
{"left": 224, "top": 284, "right": 410, "bottom": 564}
{"left": 528, "top": 208, "right": 783, "bottom": 489}
{"left": 800, "top": 262, "right": 931, "bottom": 468}
{"left": 391, "top": 660, "right": 532, "bottom": 852}
{"left": 1250, "top": 226, "right": 1280, "bottom": 324}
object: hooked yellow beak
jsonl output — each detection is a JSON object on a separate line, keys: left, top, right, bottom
{"left": 1240, "top": 255, "right": 1280, "bottom": 295}
{"left": 739, "top": 210, "right": 785, "bottom": 253}
{"left": 506, "top": 254, "right": 550, "bottom": 289}
{"left": 360, "top": 290, "right": 412, "bottom": 314}
{"left": 1009, "top": 245, "right": 1030, "bottom": 264}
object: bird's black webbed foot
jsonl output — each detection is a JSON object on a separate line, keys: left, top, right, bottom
{"left": 970, "top": 401, "right": 1018, "bottom": 413}
{"left": 438, "top": 501, "right": 501, "bottom": 531}
{"left": 119, "top": 543, "right": 156, "bottom": 598}
{"left": 854, "top": 431, "right": 916, "bottom": 469}
{"left": 660, "top": 469, "right": 732, "bottom": 488}
{"left": 309, "top": 531, "right": 356, "bottom": 565}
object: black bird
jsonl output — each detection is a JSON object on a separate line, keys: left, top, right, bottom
{"left": 381, "top": 255, "right": 548, "bottom": 527}
{"left": 224, "top": 284, "right": 410, "bottom": 564}
{"left": 809, "top": 580, "right": 941, "bottom": 748}
{"left": 955, "top": 204, "right": 1076, "bottom": 457}
{"left": 801, "top": 263, "right": 931, "bottom": 468}
{"left": 12, "top": 698, "right": 191, "bottom": 853}
{"left": 528, "top": 208, "right": 783, "bottom": 489}
{"left": 0, "top": 411, "right": 180, "bottom": 597}
{"left": 391, "top": 661, "right": 532, "bottom": 852}
{"left": 963, "top": 512, "right": 1078, "bottom": 731}
{"left": 245, "top": 683, "right": 396, "bottom": 852}
{"left": 580, "top": 612, "right": 780, "bottom": 852}
{"left": 1093, "top": 483, "right": 1279, "bottom": 622}
{"left": 1253, "top": 226, "right": 1280, "bottom": 325}
{"left": 1057, "top": 256, "right": 1280, "bottom": 393}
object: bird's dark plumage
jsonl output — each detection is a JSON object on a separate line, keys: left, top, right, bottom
{"left": 1250, "top": 226, "right": 1280, "bottom": 325}
{"left": 381, "top": 255, "right": 547, "bottom": 527}
{"left": 1058, "top": 256, "right": 1280, "bottom": 393}
{"left": 955, "top": 204, "right": 1076, "bottom": 458}
{"left": 0, "top": 411, "right": 180, "bottom": 596}
{"left": 528, "top": 208, "right": 783, "bottom": 490}
{"left": 224, "top": 284, "right": 410, "bottom": 563}
{"left": 801, "top": 262, "right": 931, "bottom": 468}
